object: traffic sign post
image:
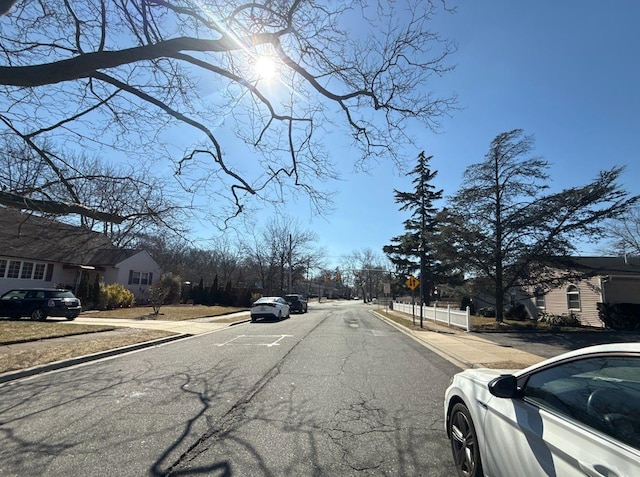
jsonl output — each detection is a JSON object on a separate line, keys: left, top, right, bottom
{"left": 405, "top": 275, "right": 419, "bottom": 291}
{"left": 405, "top": 275, "right": 420, "bottom": 325}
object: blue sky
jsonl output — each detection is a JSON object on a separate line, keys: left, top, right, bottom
{"left": 279, "top": 1, "right": 640, "bottom": 268}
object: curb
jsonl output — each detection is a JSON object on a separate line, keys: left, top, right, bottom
{"left": 1, "top": 317, "right": 253, "bottom": 384}
{"left": 371, "top": 310, "right": 473, "bottom": 370}
{"left": 0, "top": 333, "right": 190, "bottom": 384}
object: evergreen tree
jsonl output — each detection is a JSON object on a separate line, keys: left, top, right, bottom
{"left": 439, "top": 129, "right": 639, "bottom": 322}
{"left": 208, "top": 274, "right": 220, "bottom": 306}
{"left": 383, "top": 151, "right": 444, "bottom": 305}
{"left": 195, "top": 277, "right": 205, "bottom": 305}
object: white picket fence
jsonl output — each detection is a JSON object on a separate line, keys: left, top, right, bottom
{"left": 392, "top": 302, "right": 471, "bottom": 331}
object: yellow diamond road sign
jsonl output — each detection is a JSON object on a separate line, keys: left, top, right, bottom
{"left": 405, "top": 275, "right": 419, "bottom": 291}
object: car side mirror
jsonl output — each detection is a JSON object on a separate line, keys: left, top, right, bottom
{"left": 488, "top": 375, "right": 519, "bottom": 398}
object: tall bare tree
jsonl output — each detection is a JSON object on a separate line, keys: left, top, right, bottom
{"left": 0, "top": 136, "right": 184, "bottom": 244}
{"left": 0, "top": 0, "right": 456, "bottom": 225}
{"left": 243, "top": 216, "right": 323, "bottom": 294}
{"left": 605, "top": 207, "right": 640, "bottom": 257}
{"left": 341, "top": 248, "right": 389, "bottom": 302}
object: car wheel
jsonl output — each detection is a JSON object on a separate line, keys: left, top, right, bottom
{"left": 449, "top": 403, "right": 483, "bottom": 477}
{"left": 66, "top": 316, "right": 76, "bottom": 321}
{"left": 278, "top": 311, "right": 283, "bottom": 321}
{"left": 31, "top": 309, "right": 47, "bottom": 321}
{"left": 251, "top": 316, "right": 256, "bottom": 323}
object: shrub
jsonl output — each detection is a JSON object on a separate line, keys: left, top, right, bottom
{"left": 597, "top": 303, "right": 640, "bottom": 330}
{"left": 477, "top": 306, "right": 495, "bottom": 318}
{"left": 537, "top": 311, "right": 580, "bottom": 327}
{"left": 460, "top": 296, "right": 475, "bottom": 314}
{"left": 147, "top": 274, "right": 182, "bottom": 315}
{"left": 505, "top": 303, "right": 528, "bottom": 321}
{"left": 98, "top": 283, "right": 135, "bottom": 309}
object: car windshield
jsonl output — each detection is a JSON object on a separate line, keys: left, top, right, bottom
{"left": 1, "top": 290, "right": 27, "bottom": 300}
{"left": 254, "top": 297, "right": 275, "bottom": 304}
{"left": 50, "top": 291, "right": 76, "bottom": 298}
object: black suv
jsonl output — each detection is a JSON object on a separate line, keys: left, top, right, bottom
{"left": 0, "top": 288, "right": 82, "bottom": 321}
{"left": 284, "top": 294, "right": 308, "bottom": 314}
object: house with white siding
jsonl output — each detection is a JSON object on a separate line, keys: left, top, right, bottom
{"left": 0, "top": 207, "right": 161, "bottom": 301}
{"left": 526, "top": 256, "right": 640, "bottom": 328}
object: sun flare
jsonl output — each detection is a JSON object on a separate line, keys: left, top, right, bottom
{"left": 253, "top": 56, "right": 277, "bottom": 81}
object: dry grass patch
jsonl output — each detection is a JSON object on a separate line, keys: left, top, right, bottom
{"left": 0, "top": 328, "right": 175, "bottom": 374}
{"left": 376, "top": 311, "right": 441, "bottom": 332}
{"left": 88, "top": 305, "right": 247, "bottom": 321}
{"left": 1, "top": 321, "right": 116, "bottom": 345}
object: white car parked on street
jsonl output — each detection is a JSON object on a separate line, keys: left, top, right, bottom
{"left": 444, "top": 342, "right": 640, "bottom": 477}
{"left": 250, "top": 296, "right": 290, "bottom": 322}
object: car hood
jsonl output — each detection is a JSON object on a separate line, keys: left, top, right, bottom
{"left": 456, "top": 367, "right": 515, "bottom": 383}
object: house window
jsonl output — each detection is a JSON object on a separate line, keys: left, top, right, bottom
{"left": 0, "top": 259, "right": 6, "bottom": 278}
{"left": 534, "top": 288, "right": 546, "bottom": 308}
{"left": 567, "top": 285, "right": 581, "bottom": 310}
{"left": 34, "top": 263, "right": 46, "bottom": 280}
{"left": 20, "top": 262, "right": 34, "bottom": 279}
{"left": 7, "top": 260, "right": 21, "bottom": 278}
{"left": 130, "top": 271, "right": 141, "bottom": 285}
{"left": 129, "top": 270, "right": 153, "bottom": 286}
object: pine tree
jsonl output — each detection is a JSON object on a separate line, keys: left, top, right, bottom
{"left": 383, "top": 151, "right": 443, "bottom": 305}
{"left": 440, "top": 129, "right": 639, "bottom": 322}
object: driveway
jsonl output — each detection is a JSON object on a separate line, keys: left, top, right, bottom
{"left": 476, "top": 329, "right": 640, "bottom": 359}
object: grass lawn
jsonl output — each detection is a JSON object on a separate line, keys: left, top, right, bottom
{"left": 0, "top": 321, "right": 117, "bottom": 345}
{"left": 0, "top": 305, "right": 248, "bottom": 346}
{"left": 0, "top": 305, "right": 249, "bottom": 374}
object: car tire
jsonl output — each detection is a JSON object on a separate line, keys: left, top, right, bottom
{"left": 30, "top": 309, "right": 47, "bottom": 321}
{"left": 66, "top": 316, "right": 76, "bottom": 321}
{"left": 278, "top": 311, "right": 283, "bottom": 321}
{"left": 251, "top": 316, "right": 256, "bottom": 323}
{"left": 449, "top": 402, "right": 483, "bottom": 477}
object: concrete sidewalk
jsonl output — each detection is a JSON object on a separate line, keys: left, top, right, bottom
{"left": 69, "top": 311, "right": 251, "bottom": 335}
{"left": 374, "top": 309, "right": 545, "bottom": 370}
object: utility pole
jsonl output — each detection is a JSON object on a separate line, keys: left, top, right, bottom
{"left": 419, "top": 176, "right": 426, "bottom": 328}
{"left": 287, "top": 233, "right": 292, "bottom": 294}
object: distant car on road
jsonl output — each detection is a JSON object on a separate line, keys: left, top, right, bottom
{"left": 284, "top": 294, "right": 308, "bottom": 313}
{"left": 0, "top": 288, "right": 82, "bottom": 321}
{"left": 444, "top": 342, "right": 640, "bottom": 477}
{"left": 250, "top": 296, "right": 290, "bottom": 322}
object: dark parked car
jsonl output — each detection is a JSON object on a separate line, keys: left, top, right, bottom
{"left": 0, "top": 288, "right": 82, "bottom": 321}
{"left": 284, "top": 294, "right": 308, "bottom": 313}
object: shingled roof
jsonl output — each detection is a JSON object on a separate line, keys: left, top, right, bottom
{"left": 0, "top": 207, "right": 128, "bottom": 266}
{"left": 561, "top": 256, "right": 640, "bottom": 276}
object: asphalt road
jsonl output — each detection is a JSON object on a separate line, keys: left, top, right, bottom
{"left": 0, "top": 300, "right": 461, "bottom": 476}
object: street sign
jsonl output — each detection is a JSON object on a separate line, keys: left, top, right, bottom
{"left": 405, "top": 275, "right": 419, "bottom": 291}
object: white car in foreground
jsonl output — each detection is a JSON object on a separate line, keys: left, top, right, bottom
{"left": 250, "top": 296, "right": 290, "bottom": 322}
{"left": 444, "top": 342, "right": 640, "bottom": 477}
